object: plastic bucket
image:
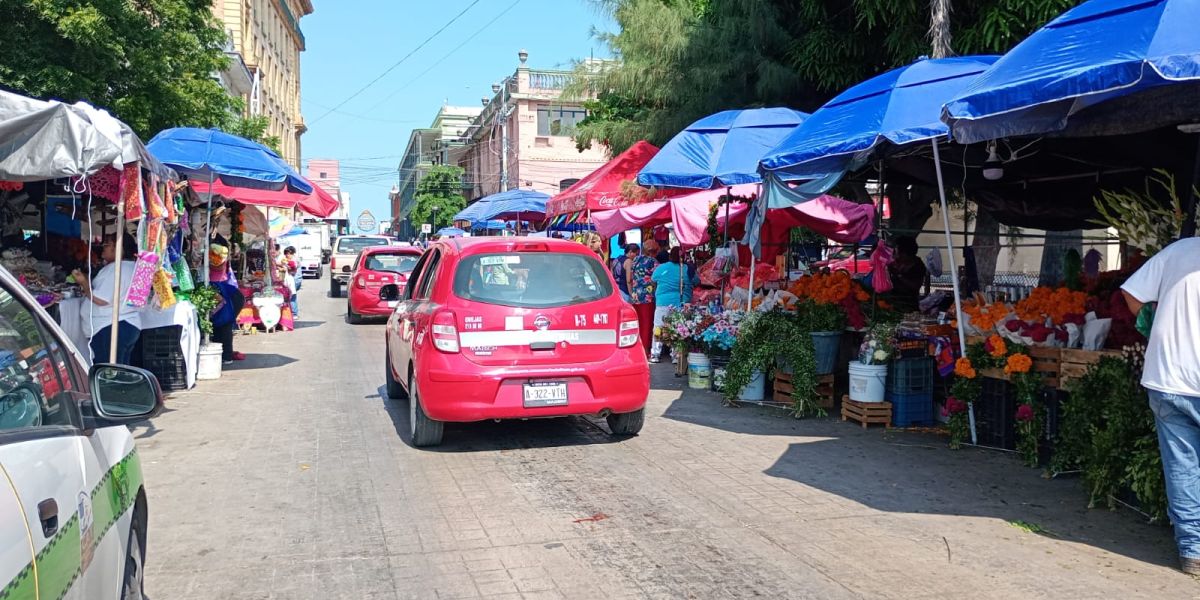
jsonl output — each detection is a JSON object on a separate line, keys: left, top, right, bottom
{"left": 848, "top": 361, "right": 888, "bottom": 402}
{"left": 811, "top": 331, "right": 841, "bottom": 375}
{"left": 197, "top": 343, "right": 223, "bottom": 380}
{"left": 738, "top": 370, "right": 766, "bottom": 401}
{"left": 687, "top": 353, "right": 712, "bottom": 389}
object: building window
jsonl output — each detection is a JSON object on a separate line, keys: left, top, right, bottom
{"left": 536, "top": 106, "right": 586, "bottom": 137}
{"left": 319, "top": 172, "right": 327, "bottom": 179}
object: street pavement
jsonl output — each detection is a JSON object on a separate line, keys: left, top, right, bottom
{"left": 135, "top": 273, "right": 1199, "bottom": 599}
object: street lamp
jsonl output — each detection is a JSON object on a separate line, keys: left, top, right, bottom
{"left": 430, "top": 205, "right": 440, "bottom": 237}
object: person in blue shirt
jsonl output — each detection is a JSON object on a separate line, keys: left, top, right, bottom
{"left": 650, "top": 247, "right": 698, "bottom": 362}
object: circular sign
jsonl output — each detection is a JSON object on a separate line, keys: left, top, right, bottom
{"left": 356, "top": 210, "right": 376, "bottom": 232}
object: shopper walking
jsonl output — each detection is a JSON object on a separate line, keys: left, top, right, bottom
{"left": 283, "top": 246, "right": 300, "bottom": 318}
{"left": 74, "top": 232, "right": 141, "bottom": 365}
{"left": 1121, "top": 236, "right": 1200, "bottom": 575}
{"left": 613, "top": 243, "right": 636, "bottom": 302}
{"left": 650, "top": 247, "right": 697, "bottom": 362}
{"left": 626, "top": 241, "right": 658, "bottom": 357}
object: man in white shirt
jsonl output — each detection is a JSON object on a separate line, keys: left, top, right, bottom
{"left": 1122, "top": 237, "right": 1200, "bottom": 575}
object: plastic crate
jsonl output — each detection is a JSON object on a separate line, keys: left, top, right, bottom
{"left": 896, "top": 338, "right": 928, "bottom": 358}
{"left": 141, "top": 326, "right": 184, "bottom": 361}
{"left": 887, "top": 358, "right": 933, "bottom": 394}
{"left": 973, "top": 376, "right": 1017, "bottom": 450}
{"left": 887, "top": 390, "right": 935, "bottom": 427}
{"left": 143, "top": 356, "right": 189, "bottom": 391}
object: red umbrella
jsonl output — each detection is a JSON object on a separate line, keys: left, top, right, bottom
{"left": 546, "top": 141, "right": 684, "bottom": 219}
{"left": 192, "top": 179, "right": 340, "bottom": 218}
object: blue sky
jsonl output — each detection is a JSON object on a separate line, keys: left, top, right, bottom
{"left": 300, "top": 0, "right": 613, "bottom": 227}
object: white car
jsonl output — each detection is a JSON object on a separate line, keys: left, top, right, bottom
{"left": 0, "top": 266, "right": 163, "bottom": 598}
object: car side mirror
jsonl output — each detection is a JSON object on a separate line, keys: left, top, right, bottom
{"left": 379, "top": 284, "right": 400, "bottom": 302}
{"left": 87, "top": 364, "right": 163, "bottom": 424}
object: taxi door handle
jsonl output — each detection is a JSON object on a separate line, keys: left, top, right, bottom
{"left": 37, "top": 499, "right": 58, "bottom": 537}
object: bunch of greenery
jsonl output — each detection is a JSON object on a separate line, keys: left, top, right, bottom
{"left": 1056, "top": 357, "right": 1167, "bottom": 522}
{"left": 795, "top": 299, "right": 844, "bottom": 332}
{"left": 188, "top": 285, "right": 221, "bottom": 338}
{"left": 721, "top": 309, "right": 823, "bottom": 417}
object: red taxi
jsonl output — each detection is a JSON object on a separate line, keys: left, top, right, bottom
{"left": 384, "top": 237, "right": 649, "bottom": 447}
{"left": 346, "top": 246, "right": 422, "bottom": 324}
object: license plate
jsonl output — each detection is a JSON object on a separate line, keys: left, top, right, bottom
{"left": 523, "top": 382, "right": 568, "bottom": 407}
{"left": 387, "top": 301, "right": 398, "bottom": 308}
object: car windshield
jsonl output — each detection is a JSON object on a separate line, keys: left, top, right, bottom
{"left": 336, "top": 238, "right": 388, "bottom": 254}
{"left": 366, "top": 253, "right": 418, "bottom": 273}
{"left": 453, "top": 252, "right": 613, "bottom": 308}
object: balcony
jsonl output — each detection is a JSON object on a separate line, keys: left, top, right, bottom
{"left": 527, "top": 70, "right": 572, "bottom": 91}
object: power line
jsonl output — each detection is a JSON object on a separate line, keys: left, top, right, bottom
{"left": 366, "top": 0, "right": 523, "bottom": 112}
{"left": 309, "top": 0, "right": 484, "bottom": 126}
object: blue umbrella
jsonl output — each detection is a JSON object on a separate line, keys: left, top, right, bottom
{"left": 637, "top": 108, "right": 809, "bottom": 189}
{"left": 943, "top": 0, "right": 1200, "bottom": 144}
{"left": 477, "top": 188, "right": 550, "bottom": 221}
{"left": 761, "top": 56, "right": 1000, "bottom": 179}
{"left": 147, "top": 127, "right": 312, "bottom": 193}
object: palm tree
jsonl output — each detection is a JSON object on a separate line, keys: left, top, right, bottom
{"left": 929, "top": 0, "right": 953, "bottom": 58}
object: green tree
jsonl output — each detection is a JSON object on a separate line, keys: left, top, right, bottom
{"left": 226, "top": 115, "right": 282, "bottom": 155}
{"left": 0, "top": 0, "right": 237, "bottom": 138}
{"left": 411, "top": 166, "right": 467, "bottom": 231}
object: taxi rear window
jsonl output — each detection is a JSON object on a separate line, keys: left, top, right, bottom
{"left": 452, "top": 252, "right": 613, "bottom": 308}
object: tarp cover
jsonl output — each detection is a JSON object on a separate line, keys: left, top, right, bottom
{"left": 943, "top": 0, "right": 1200, "bottom": 143}
{"left": 637, "top": 108, "right": 808, "bottom": 189}
{"left": 546, "top": 141, "right": 673, "bottom": 217}
{"left": 0, "top": 89, "right": 171, "bottom": 181}
{"left": 761, "top": 56, "right": 1000, "bottom": 179}
{"left": 454, "top": 188, "right": 549, "bottom": 225}
{"left": 148, "top": 127, "right": 312, "bottom": 193}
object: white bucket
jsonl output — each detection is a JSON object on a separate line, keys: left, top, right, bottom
{"left": 687, "top": 353, "right": 711, "bottom": 389}
{"left": 848, "top": 361, "right": 888, "bottom": 402}
{"left": 197, "top": 343, "right": 223, "bottom": 380}
{"left": 738, "top": 370, "right": 766, "bottom": 401}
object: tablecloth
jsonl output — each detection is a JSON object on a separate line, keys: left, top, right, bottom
{"left": 56, "top": 297, "right": 92, "bottom": 363}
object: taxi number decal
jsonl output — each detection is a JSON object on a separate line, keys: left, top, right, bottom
{"left": 574, "top": 315, "right": 587, "bottom": 327}
{"left": 480, "top": 255, "right": 521, "bottom": 266}
{"left": 464, "top": 316, "right": 483, "bottom": 330}
{"left": 593, "top": 313, "right": 608, "bottom": 325}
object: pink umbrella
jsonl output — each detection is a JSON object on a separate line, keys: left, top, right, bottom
{"left": 192, "top": 179, "right": 340, "bottom": 218}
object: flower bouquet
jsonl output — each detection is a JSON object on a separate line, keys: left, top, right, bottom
{"left": 857, "top": 322, "right": 896, "bottom": 365}
{"left": 700, "top": 310, "right": 744, "bottom": 354}
{"left": 658, "top": 304, "right": 715, "bottom": 353}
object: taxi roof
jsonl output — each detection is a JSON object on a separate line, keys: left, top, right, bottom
{"left": 441, "top": 236, "right": 591, "bottom": 257}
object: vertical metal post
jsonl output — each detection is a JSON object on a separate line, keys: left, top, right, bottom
{"left": 932, "top": 140, "right": 975, "bottom": 444}
{"left": 108, "top": 206, "right": 127, "bottom": 363}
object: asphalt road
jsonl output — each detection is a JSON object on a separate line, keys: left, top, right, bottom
{"left": 135, "top": 272, "right": 1197, "bottom": 599}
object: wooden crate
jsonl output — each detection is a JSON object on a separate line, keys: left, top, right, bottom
{"left": 841, "top": 396, "right": 892, "bottom": 429}
{"left": 1058, "top": 348, "right": 1122, "bottom": 389}
{"left": 773, "top": 372, "right": 835, "bottom": 409}
{"left": 965, "top": 345, "right": 1062, "bottom": 389}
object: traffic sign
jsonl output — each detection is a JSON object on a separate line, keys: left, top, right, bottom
{"left": 356, "top": 210, "right": 377, "bottom": 232}
{"left": 421, "top": 223, "right": 432, "bottom": 234}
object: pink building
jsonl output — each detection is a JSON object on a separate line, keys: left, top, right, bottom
{"left": 451, "top": 50, "right": 609, "bottom": 201}
{"left": 305, "top": 158, "right": 348, "bottom": 222}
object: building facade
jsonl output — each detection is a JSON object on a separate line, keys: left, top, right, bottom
{"left": 211, "top": 0, "right": 313, "bottom": 168}
{"left": 390, "top": 105, "right": 481, "bottom": 237}
{"left": 451, "top": 50, "right": 609, "bottom": 207}
{"left": 305, "top": 159, "right": 349, "bottom": 231}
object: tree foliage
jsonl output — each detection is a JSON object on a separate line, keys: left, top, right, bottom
{"left": 0, "top": 0, "right": 238, "bottom": 139}
{"left": 411, "top": 166, "right": 467, "bottom": 231}
{"left": 226, "top": 115, "right": 282, "bottom": 155}
{"left": 574, "top": 0, "right": 1081, "bottom": 154}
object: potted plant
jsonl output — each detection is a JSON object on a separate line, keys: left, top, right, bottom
{"left": 848, "top": 322, "right": 895, "bottom": 402}
{"left": 795, "top": 300, "right": 846, "bottom": 375}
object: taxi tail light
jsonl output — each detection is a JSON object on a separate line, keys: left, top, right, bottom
{"left": 618, "top": 306, "right": 640, "bottom": 348}
{"left": 355, "top": 275, "right": 366, "bottom": 288}
{"left": 431, "top": 310, "right": 460, "bottom": 353}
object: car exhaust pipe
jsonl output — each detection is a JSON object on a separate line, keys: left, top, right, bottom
{"left": 596, "top": 409, "right": 612, "bottom": 418}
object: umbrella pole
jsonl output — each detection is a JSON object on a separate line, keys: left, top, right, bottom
{"left": 202, "top": 172, "right": 214, "bottom": 284}
{"left": 108, "top": 205, "right": 127, "bottom": 363}
{"left": 932, "top": 140, "right": 974, "bottom": 445}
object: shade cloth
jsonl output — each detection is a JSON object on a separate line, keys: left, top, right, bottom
{"left": 190, "top": 180, "right": 341, "bottom": 218}
{"left": 637, "top": 108, "right": 808, "bottom": 189}
{"left": 148, "top": 127, "right": 312, "bottom": 193}
{"left": 454, "top": 189, "right": 549, "bottom": 224}
{"left": 546, "top": 141, "right": 670, "bottom": 217}
{"left": 942, "top": 0, "right": 1200, "bottom": 143}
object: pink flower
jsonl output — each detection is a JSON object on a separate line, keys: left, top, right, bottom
{"left": 1005, "top": 320, "right": 1023, "bottom": 332}
{"left": 1015, "top": 404, "right": 1035, "bottom": 422}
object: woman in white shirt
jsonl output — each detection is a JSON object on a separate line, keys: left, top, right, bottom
{"left": 73, "top": 232, "right": 142, "bottom": 365}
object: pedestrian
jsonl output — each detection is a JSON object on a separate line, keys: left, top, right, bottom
{"left": 886, "top": 235, "right": 928, "bottom": 313}
{"left": 73, "top": 232, "right": 141, "bottom": 365}
{"left": 1121, "top": 236, "right": 1200, "bottom": 575}
{"left": 583, "top": 232, "right": 605, "bottom": 260}
{"left": 613, "top": 243, "right": 636, "bottom": 302}
{"left": 283, "top": 246, "right": 300, "bottom": 318}
{"left": 626, "top": 241, "right": 658, "bottom": 357}
{"left": 650, "top": 247, "right": 697, "bottom": 362}
{"left": 209, "top": 278, "right": 244, "bottom": 364}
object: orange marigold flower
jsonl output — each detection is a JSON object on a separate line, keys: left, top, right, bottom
{"left": 955, "top": 357, "right": 977, "bottom": 379}
{"left": 986, "top": 334, "right": 1007, "bottom": 358}
{"left": 1004, "top": 353, "right": 1033, "bottom": 375}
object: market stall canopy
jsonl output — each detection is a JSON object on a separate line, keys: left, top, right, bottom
{"left": 761, "top": 56, "right": 1000, "bottom": 179}
{"left": 147, "top": 128, "right": 313, "bottom": 193}
{"left": 0, "top": 89, "right": 171, "bottom": 181}
{"left": 546, "top": 141, "right": 673, "bottom": 217}
{"left": 463, "top": 188, "right": 550, "bottom": 223}
{"left": 637, "top": 108, "right": 809, "bottom": 189}
{"left": 190, "top": 179, "right": 340, "bottom": 218}
{"left": 942, "top": 0, "right": 1200, "bottom": 144}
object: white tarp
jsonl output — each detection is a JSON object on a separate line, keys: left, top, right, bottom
{"left": 0, "top": 89, "right": 172, "bottom": 181}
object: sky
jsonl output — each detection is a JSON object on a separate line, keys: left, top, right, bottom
{"left": 300, "top": 0, "right": 613, "bottom": 228}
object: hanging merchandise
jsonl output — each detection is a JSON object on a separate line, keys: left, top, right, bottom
{"left": 120, "top": 164, "right": 145, "bottom": 221}
{"left": 173, "top": 256, "right": 195, "bottom": 292}
{"left": 153, "top": 269, "right": 176, "bottom": 309}
{"left": 145, "top": 174, "right": 166, "bottom": 220}
{"left": 870, "top": 244, "right": 895, "bottom": 293}
{"left": 124, "top": 251, "right": 160, "bottom": 308}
